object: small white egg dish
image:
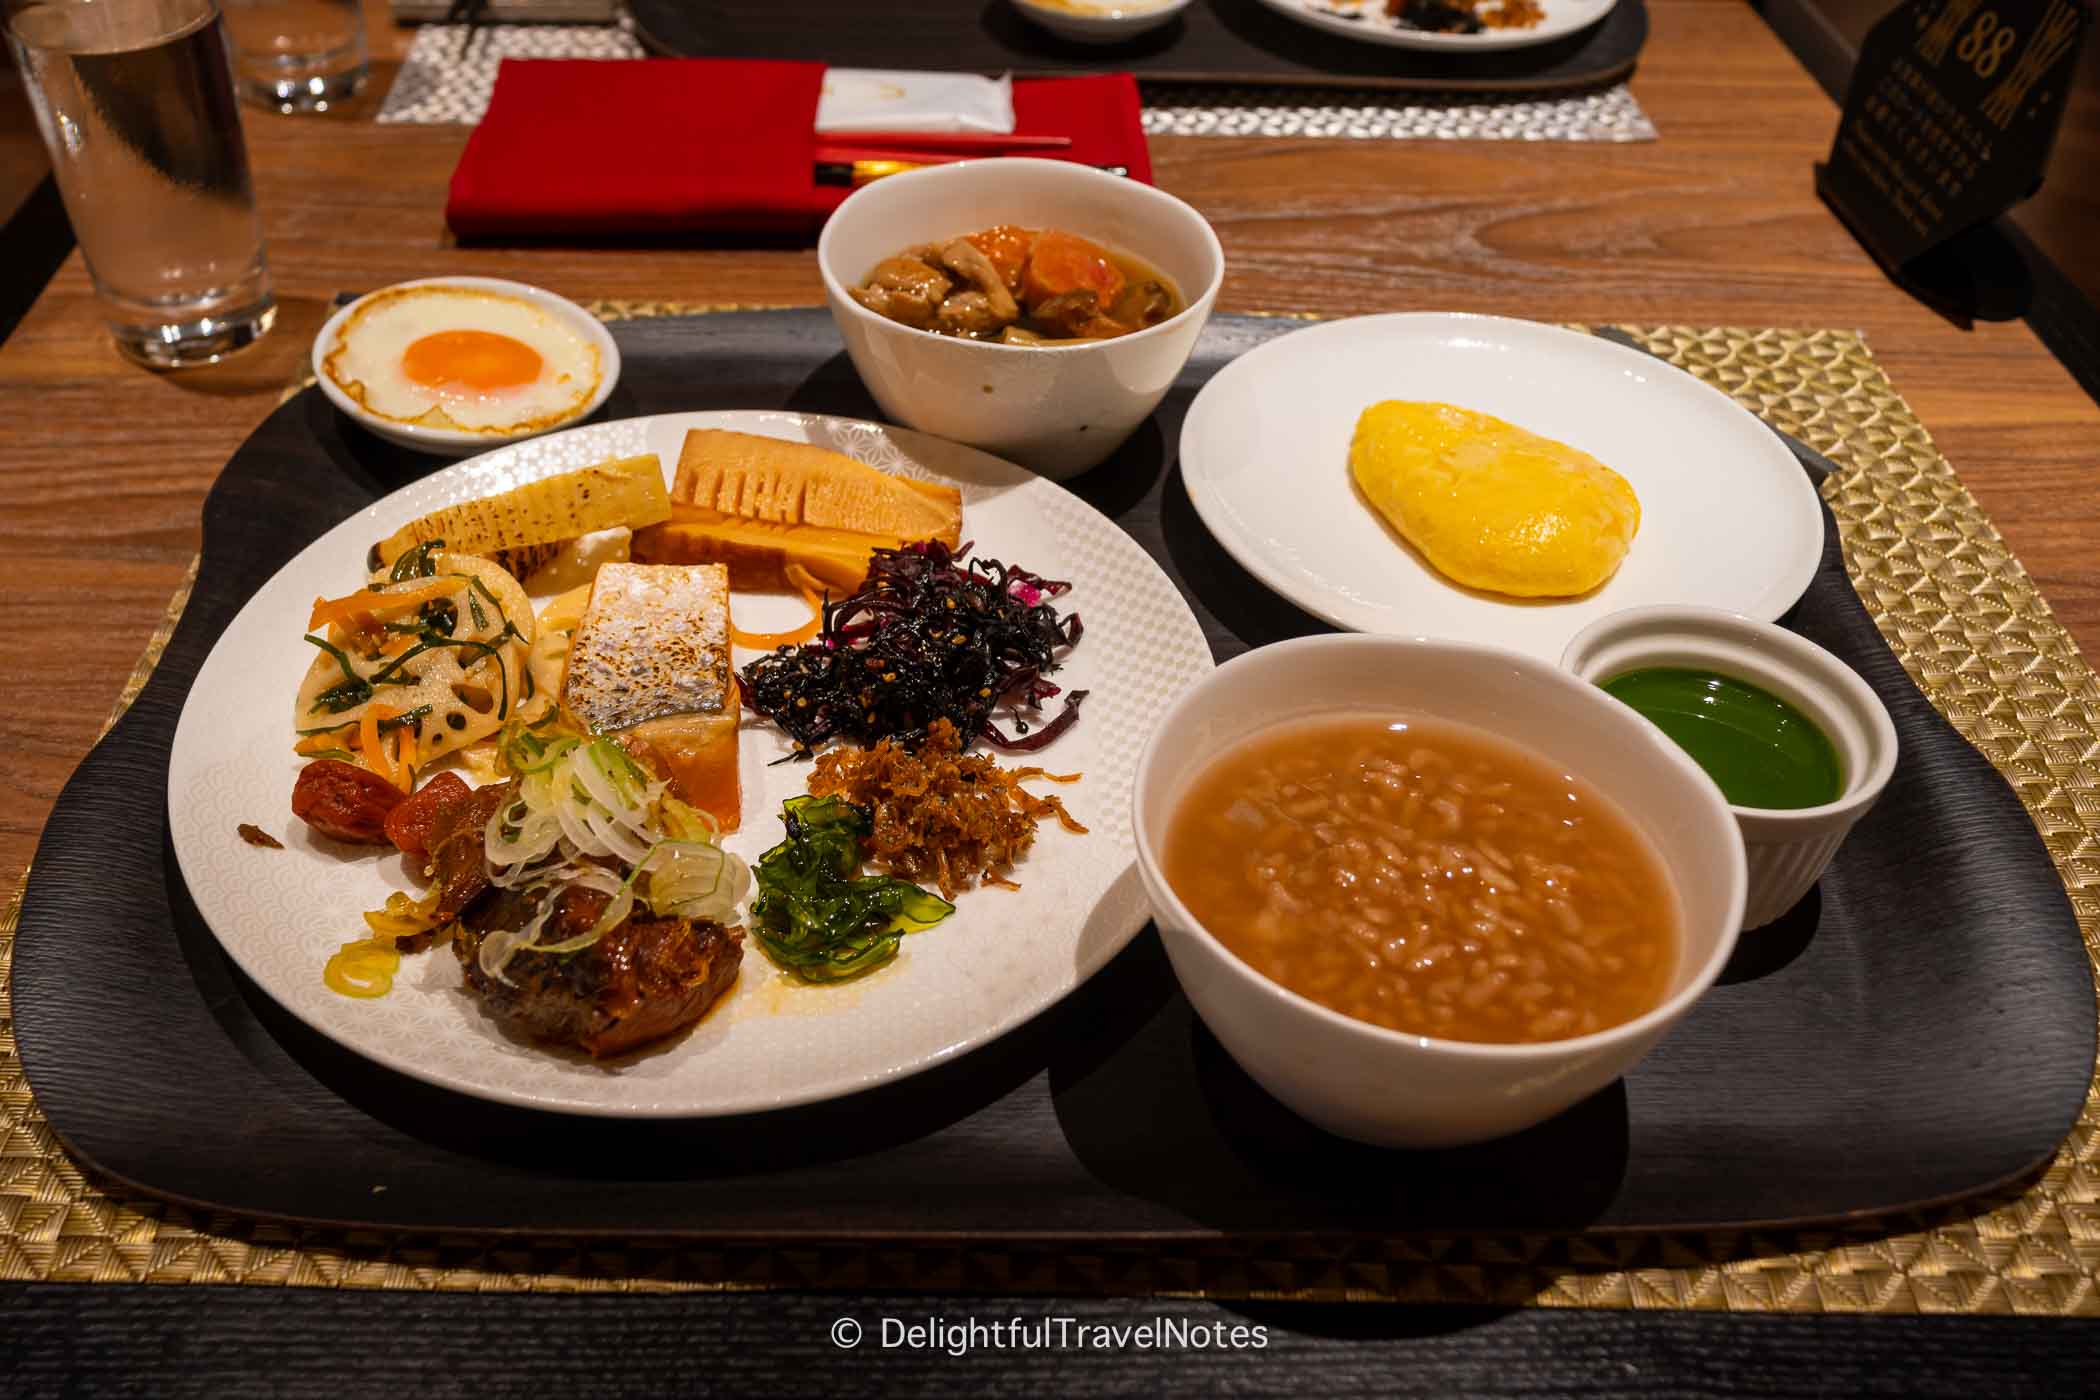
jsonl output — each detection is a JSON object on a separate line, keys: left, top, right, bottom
{"left": 312, "top": 277, "right": 620, "bottom": 457}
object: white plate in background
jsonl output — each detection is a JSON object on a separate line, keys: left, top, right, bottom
{"left": 1253, "top": 0, "right": 1617, "bottom": 51}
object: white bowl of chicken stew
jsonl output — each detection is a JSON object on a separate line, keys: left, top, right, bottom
{"left": 1131, "top": 634, "right": 1748, "bottom": 1149}
{"left": 817, "top": 157, "right": 1224, "bottom": 479}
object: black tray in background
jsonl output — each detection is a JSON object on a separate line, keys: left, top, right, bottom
{"left": 630, "top": 0, "right": 1648, "bottom": 94}
{"left": 13, "top": 311, "right": 2093, "bottom": 1240}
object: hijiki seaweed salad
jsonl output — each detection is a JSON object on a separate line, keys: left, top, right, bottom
{"left": 738, "top": 540, "right": 1087, "bottom": 757}
{"left": 736, "top": 539, "right": 1090, "bottom": 982}
{"left": 273, "top": 430, "right": 1094, "bottom": 1061}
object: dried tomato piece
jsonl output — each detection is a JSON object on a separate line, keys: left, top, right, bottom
{"left": 291, "top": 758, "right": 408, "bottom": 846}
{"left": 383, "top": 770, "right": 472, "bottom": 860}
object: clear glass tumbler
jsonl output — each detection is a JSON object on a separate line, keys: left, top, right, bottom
{"left": 7, "top": 0, "right": 277, "bottom": 368}
{"left": 220, "top": 0, "right": 365, "bottom": 113}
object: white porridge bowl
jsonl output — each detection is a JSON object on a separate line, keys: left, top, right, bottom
{"left": 817, "top": 157, "right": 1224, "bottom": 480}
{"left": 1130, "top": 633, "right": 1747, "bottom": 1149}
{"left": 311, "top": 276, "right": 620, "bottom": 458}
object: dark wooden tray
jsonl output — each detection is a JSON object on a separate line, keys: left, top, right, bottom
{"left": 629, "top": 0, "right": 1648, "bottom": 94}
{"left": 14, "top": 310, "right": 2093, "bottom": 1239}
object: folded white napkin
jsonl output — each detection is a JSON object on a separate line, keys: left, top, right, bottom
{"left": 816, "top": 68, "right": 1016, "bottom": 134}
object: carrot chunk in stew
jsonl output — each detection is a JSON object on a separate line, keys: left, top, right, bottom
{"left": 1021, "top": 230, "right": 1126, "bottom": 309}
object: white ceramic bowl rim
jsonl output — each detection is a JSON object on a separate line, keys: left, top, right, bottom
{"left": 1013, "top": 0, "right": 1193, "bottom": 20}
{"left": 309, "top": 275, "right": 621, "bottom": 448}
{"left": 815, "top": 157, "right": 1226, "bottom": 357}
{"left": 1133, "top": 632, "right": 1748, "bottom": 1064}
{"left": 1561, "top": 604, "right": 1901, "bottom": 826}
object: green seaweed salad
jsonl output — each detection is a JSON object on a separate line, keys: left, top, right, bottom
{"left": 750, "top": 795, "right": 955, "bottom": 982}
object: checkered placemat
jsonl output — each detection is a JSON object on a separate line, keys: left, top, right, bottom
{"left": 375, "top": 22, "right": 1656, "bottom": 142}
{"left": 376, "top": 21, "right": 648, "bottom": 125}
{"left": 1141, "top": 81, "right": 1654, "bottom": 141}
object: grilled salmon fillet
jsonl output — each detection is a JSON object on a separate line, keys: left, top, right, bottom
{"left": 561, "top": 562, "right": 741, "bottom": 830}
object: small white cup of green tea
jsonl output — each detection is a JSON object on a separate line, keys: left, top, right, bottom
{"left": 1562, "top": 606, "right": 1899, "bottom": 931}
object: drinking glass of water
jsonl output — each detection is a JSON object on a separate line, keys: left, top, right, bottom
{"left": 220, "top": 0, "right": 366, "bottom": 113}
{"left": 7, "top": 0, "right": 277, "bottom": 368}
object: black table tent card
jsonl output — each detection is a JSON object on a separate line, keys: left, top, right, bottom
{"left": 1816, "top": 0, "right": 2091, "bottom": 321}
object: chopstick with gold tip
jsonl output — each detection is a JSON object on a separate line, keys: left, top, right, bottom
{"left": 815, "top": 158, "right": 1130, "bottom": 188}
{"left": 818, "top": 133, "right": 1075, "bottom": 154}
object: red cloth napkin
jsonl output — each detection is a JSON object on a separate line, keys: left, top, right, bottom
{"left": 446, "top": 61, "right": 1153, "bottom": 241}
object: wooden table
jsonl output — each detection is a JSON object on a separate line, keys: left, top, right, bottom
{"left": 5, "top": 6, "right": 2100, "bottom": 1388}
{"left": 4, "top": 2, "right": 2098, "bottom": 886}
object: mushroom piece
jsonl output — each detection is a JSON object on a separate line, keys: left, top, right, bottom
{"left": 868, "top": 255, "right": 952, "bottom": 300}
{"left": 935, "top": 290, "right": 1007, "bottom": 338}
{"left": 851, "top": 284, "right": 907, "bottom": 327}
{"left": 936, "top": 239, "right": 1020, "bottom": 324}
{"left": 854, "top": 255, "right": 952, "bottom": 330}
{"left": 1109, "top": 280, "right": 1174, "bottom": 330}
{"left": 1027, "top": 290, "right": 1102, "bottom": 339}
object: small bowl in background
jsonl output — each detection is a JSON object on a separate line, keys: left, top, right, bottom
{"left": 1011, "top": 0, "right": 1194, "bottom": 44}
{"left": 817, "top": 157, "right": 1224, "bottom": 480}
{"left": 1131, "top": 633, "right": 1747, "bottom": 1149}
{"left": 311, "top": 276, "right": 620, "bottom": 458}
{"left": 1562, "top": 605, "right": 1900, "bottom": 931}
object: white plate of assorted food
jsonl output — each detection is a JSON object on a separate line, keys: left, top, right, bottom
{"left": 168, "top": 409, "right": 1213, "bottom": 1116}
{"left": 1178, "top": 313, "right": 1825, "bottom": 661}
{"left": 1254, "top": 0, "right": 1617, "bottom": 51}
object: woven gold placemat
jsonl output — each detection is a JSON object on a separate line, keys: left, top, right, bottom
{"left": 5, "top": 320, "right": 2098, "bottom": 1311}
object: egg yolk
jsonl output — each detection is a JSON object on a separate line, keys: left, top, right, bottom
{"left": 401, "top": 330, "right": 543, "bottom": 394}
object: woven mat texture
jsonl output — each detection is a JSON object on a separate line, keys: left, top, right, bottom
{"left": 372, "top": 22, "right": 1656, "bottom": 142}
{"left": 3, "top": 319, "right": 2097, "bottom": 1313}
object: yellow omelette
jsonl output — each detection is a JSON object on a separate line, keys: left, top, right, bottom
{"left": 1349, "top": 401, "right": 1641, "bottom": 598}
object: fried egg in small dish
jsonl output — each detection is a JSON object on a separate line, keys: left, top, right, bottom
{"left": 312, "top": 277, "right": 620, "bottom": 457}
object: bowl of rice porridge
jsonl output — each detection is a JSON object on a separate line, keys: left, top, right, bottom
{"left": 1130, "top": 632, "right": 1746, "bottom": 1149}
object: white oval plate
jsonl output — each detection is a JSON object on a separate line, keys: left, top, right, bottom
{"left": 1179, "top": 314, "right": 1823, "bottom": 659}
{"left": 168, "top": 410, "right": 1214, "bottom": 1117}
{"left": 1253, "top": 0, "right": 1617, "bottom": 51}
